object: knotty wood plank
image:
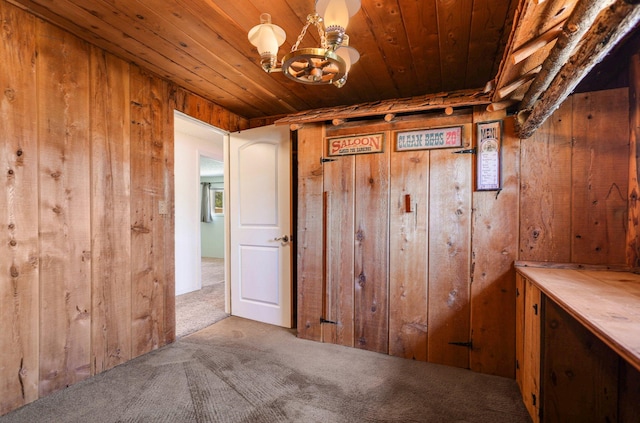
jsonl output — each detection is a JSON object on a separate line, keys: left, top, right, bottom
{"left": 37, "top": 21, "right": 92, "bottom": 396}
{"left": 571, "top": 89, "right": 629, "bottom": 265}
{"left": 322, "top": 155, "right": 355, "bottom": 347}
{"left": 519, "top": 97, "right": 572, "bottom": 262}
{"left": 130, "top": 65, "right": 167, "bottom": 357}
{"left": 163, "top": 88, "right": 175, "bottom": 345}
{"left": 435, "top": 0, "right": 473, "bottom": 92}
{"left": 388, "top": 148, "right": 429, "bottom": 360}
{"left": 90, "top": 47, "right": 132, "bottom": 374}
{"left": 354, "top": 144, "right": 390, "bottom": 353}
{"left": 173, "top": 87, "right": 250, "bottom": 133}
{"left": 469, "top": 109, "right": 518, "bottom": 377}
{"left": 522, "top": 278, "right": 541, "bottom": 423}
{"left": 515, "top": 274, "right": 525, "bottom": 393}
{"left": 619, "top": 360, "right": 640, "bottom": 422}
{"left": 0, "top": 1, "right": 39, "bottom": 413}
{"left": 296, "top": 124, "right": 324, "bottom": 342}
{"left": 629, "top": 53, "right": 640, "bottom": 267}
{"left": 397, "top": 0, "right": 441, "bottom": 94}
{"left": 543, "top": 298, "right": 619, "bottom": 422}
{"left": 360, "top": 0, "right": 418, "bottom": 98}
{"left": 427, "top": 124, "right": 472, "bottom": 368}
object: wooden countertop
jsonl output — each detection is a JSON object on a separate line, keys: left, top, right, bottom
{"left": 515, "top": 265, "right": 640, "bottom": 372}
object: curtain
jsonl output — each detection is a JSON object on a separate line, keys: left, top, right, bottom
{"left": 201, "top": 183, "right": 212, "bottom": 223}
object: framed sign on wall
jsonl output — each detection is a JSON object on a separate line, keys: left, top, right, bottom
{"left": 327, "top": 133, "right": 385, "bottom": 157}
{"left": 476, "top": 121, "right": 502, "bottom": 191}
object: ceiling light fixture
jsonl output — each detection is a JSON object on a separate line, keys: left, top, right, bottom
{"left": 248, "top": 0, "right": 361, "bottom": 87}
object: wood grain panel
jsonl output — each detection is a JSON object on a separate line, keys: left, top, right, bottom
{"left": 389, "top": 149, "right": 429, "bottom": 360}
{"left": 436, "top": 0, "right": 473, "bottom": 92}
{"left": 296, "top": 124, "right": 324, "bottom": 342}
{"left": 469, "top": 110, "right": 518, "bottom": 377}
{"left": 322, "top": 155, "right": 355, "bottom": 347}
{"left": 619, "top": 360, "right": 640, "bottom": 422}
{"left": 129, "top": 66, "right": 167, "bottom": 357}
{"left": 515, "top": 274, "right": 525, "bottom": 392}
{"left": 543, "top": 298, "right": 619, "bottom": 422}
{"left": 37, "top": 21, "right": 92, "bottom": 396}
{"left": 427, "top": 130, "right": 472, "bottom": 368}
{"left": 571, "top": 89, "right": 629, "bottom": 265}
{"left": 90, "top": 48, "right": 132, "bottom": 374}
{"left": 628, "top": 53, "right": 640, "bottom": 267}
{"left": 173, "top": 87, "right": 249, "bottom": 133}
{"left": 0, "top": 0, "right": 39, "bottom": 413}
{"left": 354, "top": 145, "right": 390, "bottom": 353}
{"left": 519, "top": 98, "right": 572, "bottom": 262}
{"left": 162, "top": 92, "right": 175, "bottom": 345}
{"left": 397, "top": 0, "right": 441, "bottom": 94}
{"left": 522, "top": 279, "right": 541, "bottom": 423}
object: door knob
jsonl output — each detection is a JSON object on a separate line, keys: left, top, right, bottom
{"left": 274, "top": 235, "right": 289, "bottom": 242}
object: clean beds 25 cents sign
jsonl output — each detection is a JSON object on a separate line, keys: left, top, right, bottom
{"left": 395, "top": 126, "right": 462, "bottom": 151}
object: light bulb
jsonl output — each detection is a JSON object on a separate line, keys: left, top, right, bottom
{"left": 316, "top": 0, "right": 361, "bottom": 31}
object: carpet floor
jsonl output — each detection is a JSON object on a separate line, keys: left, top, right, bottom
{"left": 0, "top": 317, "right": 531, "bottom": 423}
{"left": 175, "top": 258, "right": 228, "bottom": 338}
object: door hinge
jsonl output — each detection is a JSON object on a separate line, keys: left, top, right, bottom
{"left": 452, "top": 147, "right": 476, "bottom": 154}
{"left": 321, "top": 157, "right": 337, "bottom": 163}
{"left": 320, "top": 317, "right": 337, "bottom": 325}
{"left": 449, "top": 340, "right": 473, "bottom": 349}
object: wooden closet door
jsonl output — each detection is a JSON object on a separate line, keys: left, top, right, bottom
{"left": 322, "top": 155, "right": 355, "bottom": 347}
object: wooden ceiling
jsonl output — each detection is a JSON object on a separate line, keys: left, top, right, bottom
{"left": 7, "top": 0, "right": 639, "bottom": 128}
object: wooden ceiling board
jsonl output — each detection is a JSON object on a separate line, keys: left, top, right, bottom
{"left": 10, "top": 0, "right": 626, "bottom": 125}
{"left": 398, "top": 0, "right": 442, "bottom": 95}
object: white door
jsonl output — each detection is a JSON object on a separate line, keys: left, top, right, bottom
{"left": 229, "top": 125, "right": 292, "bottom": 327}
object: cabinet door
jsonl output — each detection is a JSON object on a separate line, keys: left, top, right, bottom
{"left": 522, "top": 278, "right": 541, "bottom": 423}
{"left": 515, "top": 274, "right": 525, "bottom": 391}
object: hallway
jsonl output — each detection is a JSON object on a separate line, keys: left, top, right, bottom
{"left": 175, "top": 258, "right": 228, "bottom": 338}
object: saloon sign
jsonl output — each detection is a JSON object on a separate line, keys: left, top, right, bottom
{"left": 327, "top": 133, "right": 385, "bottom": 157}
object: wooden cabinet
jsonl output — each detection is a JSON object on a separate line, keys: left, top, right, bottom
{"left": 516, "top": 265, "right": 640, "bottom": 422}
{"left": 516, "top": 274, "right": 542, "bottom": 422}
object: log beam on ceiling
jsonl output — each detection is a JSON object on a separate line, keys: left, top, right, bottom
{"left": 517, "top": 0, "right": 640, "bottom": 139}
{"left": 274, "top": 88, "right": 490, "bottom": 126}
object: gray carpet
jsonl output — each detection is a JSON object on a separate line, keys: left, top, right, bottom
{"left": 175, "top": 258, "right": 228, "bottom": 338}
{"left": 0, "top": 317, "right": 530, "bottom": 423}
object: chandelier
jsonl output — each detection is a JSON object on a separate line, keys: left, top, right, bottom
{"left": 248, "top": 0, "right": 361, "bottom": 88}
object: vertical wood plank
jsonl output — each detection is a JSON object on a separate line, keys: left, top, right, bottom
{"left": 519, "top": 99, "right": 572, "bottom": 262}
{"left": 388, "top": 149, "right": 429, "bottom": 360}
{"left": 427, "top": 126, "right": 472, "bottom": 368}
{"left": 163, "top": 87, "right": 175, "bottom": 345}
{"left": 515, "top": 274, "right": 525, "bottom": 392}
{"left": 0, "top": 1, "right": 39, "bottom": 413}
{"left": 323, "top": 155, "right": 355, "bottom": 347}
{"left": 354, "top": 145, "right": 390, "bottom": 353}
{"left": 618, "top": 360, "right": 640, "bottom": 421}
{"left": 470, "top": 110, "right": 519, "bottom": 377}
{"left": 90, "top": 47, "right": 132, "bottom": 374}
{"left": 129, "top": 65, "right": 167, "bottom": 357}
{"left": 522, "top": 279, "right": 541, "bottom": 423}
{"left": 296, "top": 124, "right": 324, "bottom": 342}
{"left": 542, "top": 298, "right": 619, "bottom": 422}
{"left": 627, "top": 53, "right": 640, "bottom": 267}
{"left": 37, "top": 21, "right": 92, "bottom": 396}
{"left": 571, "top": 89, "right": 629, "bottom": 265}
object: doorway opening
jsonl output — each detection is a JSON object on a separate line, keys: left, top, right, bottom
{"left": 174, "top": 111, "right": 229, "bottom": 338}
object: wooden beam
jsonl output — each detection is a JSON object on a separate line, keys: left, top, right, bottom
{"left": 496, "top": 65, "right": 542, "bottom": 100}
{"left": 519, "top": 0, "right": 616, "bottom": 110}
{"left": 511, "top": 21, "right": 566, "bottom": 65}
{"left": 275, "top": 88, "right": 490, "bottom": 125}
{"left": 628, "top": 52, "right": 640, "bottom": 267}
{"left": 518, "top": 1, "right": 640, "bottom": 139}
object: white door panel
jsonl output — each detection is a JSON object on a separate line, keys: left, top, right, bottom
{"left": 229, "top": 125, "right": 291, "bottom": 327}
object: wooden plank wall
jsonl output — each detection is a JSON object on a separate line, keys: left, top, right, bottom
{"left": 297, "top": 86, "right": 633, "bottom": 378}
{"left": 0, "top": 0, "right": 248, "bottom": 414}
